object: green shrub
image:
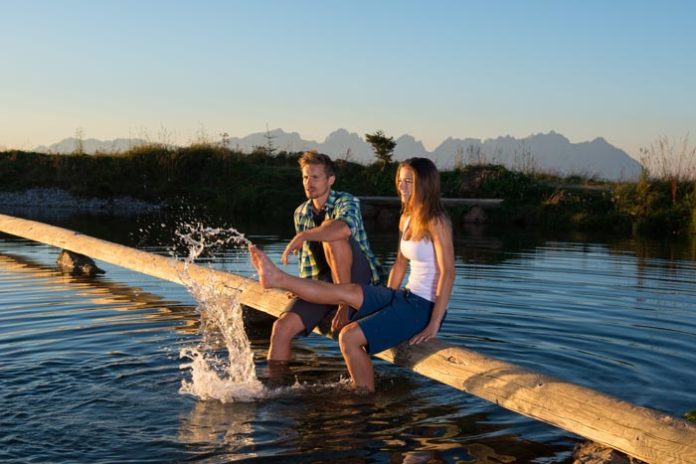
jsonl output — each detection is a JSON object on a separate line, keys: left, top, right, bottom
{"left": 1, "top": 148, "right": 694, "bottom": 236}
{"left": 612, "top": 173, "right": 696, "bottom": 236}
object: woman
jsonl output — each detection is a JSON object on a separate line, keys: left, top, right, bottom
{"left": 250, "top": 157, "right": 455, "bottom": 392}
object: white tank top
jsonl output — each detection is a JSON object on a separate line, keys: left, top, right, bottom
{"left": 400, "top": 217, "right": 439, "bottom": 302}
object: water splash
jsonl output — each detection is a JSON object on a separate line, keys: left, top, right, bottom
{"left": 173, "top": 221, "right": 352, "bottom": 401}
{"left": 175, "top": 222, "right": 266, "bottom": 402}
{"left": 174, "top": 222, "right": 251, "bottom": 262}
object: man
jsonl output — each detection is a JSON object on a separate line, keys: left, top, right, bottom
{"left": 267, "top": 151, "right": 382, "bottom": 361}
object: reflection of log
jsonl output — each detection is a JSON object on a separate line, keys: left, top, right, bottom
{"left": 0, "top": 251, "right": 199, "bottom": 334}
{"left": 1, "top": 213, "right": 695, "bottom": 464}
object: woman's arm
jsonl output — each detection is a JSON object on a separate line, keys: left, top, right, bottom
{"left": 387, "top": 251, "right": 407, "bottom": 289}
{"left": 409, "top": 216, "right": 455, "bottom": 345}
{"left": 387, "top": 214, "right": 408, "bottom": 289}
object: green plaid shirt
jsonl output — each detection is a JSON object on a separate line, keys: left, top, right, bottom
{"left": 294, "top": 190, "right": 382, "bottom": 284}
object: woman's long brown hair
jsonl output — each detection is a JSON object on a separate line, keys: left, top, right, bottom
{"left": 396, "top": 157, "right": 447, "bottom": 241}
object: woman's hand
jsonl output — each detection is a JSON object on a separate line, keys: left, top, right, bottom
{"left": 409, "top": 322, "right": 439, "bottom": 345}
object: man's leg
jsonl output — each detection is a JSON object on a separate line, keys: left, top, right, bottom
{"left": 267, "top": 297, "right": 336, "bottom": 361}
{"left": 267, "top": 311, "right": 305, "bottom": 361}
{"left": 323, "top": 237, "right": 372, "bottom": 332}
{"left": 267, "top": 237, "right": 355, "bottom": 361}
{"left": 323, "top": 238, "right": 352, "bottom": 285}
{"left": 323, "top": 236, "right": 372, "bottom": 284}
{"left": 323, "top": 239, "right": 352, "bottom": 332}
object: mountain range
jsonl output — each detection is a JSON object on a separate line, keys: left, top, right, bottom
{"left": 34, "top": 129, "right": 642, "bottom": 181}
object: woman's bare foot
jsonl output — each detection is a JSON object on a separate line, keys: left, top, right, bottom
{"left": 248, "top": 244, "right": 282, "bottom": 289}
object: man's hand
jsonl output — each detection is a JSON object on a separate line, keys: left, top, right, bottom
{"left": 281, "top": 232, "right": 306, "bottom": 265}
{"left": 331, "top": 304, "right": 351, "bottom": 333}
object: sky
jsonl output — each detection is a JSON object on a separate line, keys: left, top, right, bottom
{"left": 1, "top": 0, "right": 694, "bottom": 160}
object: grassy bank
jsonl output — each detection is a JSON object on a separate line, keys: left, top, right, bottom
{"left": 1, "top": 145, "right": 694, "bottom": 236}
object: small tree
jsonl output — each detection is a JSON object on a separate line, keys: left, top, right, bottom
{"left": 251, "top": 125, "right": 277, "bottom": 157}
{"left": 73, "top": 127, "right": 85, "bottom": 155}
{"left": 219, "top": 132, "right": 230, "bottom": 149}
{"left": 263, "top": 124, "right": 277, "bottom": 157}
{"left": 365, "top": 130, "right": 396, "bottom": 166}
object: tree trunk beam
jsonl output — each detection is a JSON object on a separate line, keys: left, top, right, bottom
{"left": 0, "top": 213, "right": 290, "bottom": 316}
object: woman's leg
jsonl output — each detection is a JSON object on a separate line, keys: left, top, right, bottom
{"left": 338, "top": 322, "right": 374, "bottom": 392}
{"left": 249, "top": 245, "right": 364, "bottom": 309}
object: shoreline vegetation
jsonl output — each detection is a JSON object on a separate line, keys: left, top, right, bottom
{"left": 1, "top": 139, "right": 694, "bottom": 237}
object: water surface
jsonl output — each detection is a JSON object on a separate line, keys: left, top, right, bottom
{"left": 1, "top": 213, "right": 695, "bottom": 463}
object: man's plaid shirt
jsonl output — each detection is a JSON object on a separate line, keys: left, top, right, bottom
{"left": 294, "top": 189, "right": 382, "bottom": 284}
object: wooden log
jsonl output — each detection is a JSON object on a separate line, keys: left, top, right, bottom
{"left": 378, "top": 340, "right": 696, "bottom": 464}
{"left": 358, "top": 196, "right": 504, "bottom": 209}
{"left": 1, "top": 212, "right": 695, "bottom": 464}
{"left": 0, "top": 213, "right": 291, "bottom": 317}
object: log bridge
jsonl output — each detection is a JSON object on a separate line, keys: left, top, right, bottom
{"left": 358, "top": 196, "right": 504, "bottom": 208}
{"left": 1, "top": 212, "right": 694, "bottom": 464}
{"left": 358, "top": 197, "right": 503, "bottom": 225}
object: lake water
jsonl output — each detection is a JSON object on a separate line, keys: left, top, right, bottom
{"left": 1, "top": 212, "right": 695, "bottom": 463}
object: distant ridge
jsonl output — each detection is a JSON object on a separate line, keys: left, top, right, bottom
{"left": 34, "top": 129, "right": 642, "bottom": 181}
{"left": 35, "top": 138, "right": 148, "bottom": 155}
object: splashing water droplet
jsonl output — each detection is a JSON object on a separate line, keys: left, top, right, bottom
{"left": 175, "top": 222, "right": 265, "bottom": 402}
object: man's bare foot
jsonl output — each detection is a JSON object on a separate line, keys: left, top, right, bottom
{"left": 266, "top": 359, "right": 291, "bottom": 380}
{"left": 350, "top": 383, "right": 375, "bottom": 395}
{"left": 248, "top": 244, "right": 281, "bottom": 289}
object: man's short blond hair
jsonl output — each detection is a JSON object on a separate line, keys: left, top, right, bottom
{"left": 299, "top": 150, "right": 335, "bottom": 177}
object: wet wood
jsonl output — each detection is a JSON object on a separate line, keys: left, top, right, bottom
{"left": 1, "top": 212, "right": 695, "bottom": 464}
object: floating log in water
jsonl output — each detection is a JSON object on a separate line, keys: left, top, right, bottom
{"left": 1, "top": 212, "right": 695, "bottom": 464}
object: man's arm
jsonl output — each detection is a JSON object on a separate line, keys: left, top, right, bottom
{"left": 281, "top": 219, "right": 351, "bottom": 265}
{"left": 302, "top": 218, "right": 351, "bottom": 242}
{"left": 283, "top": 194, "right": 360, "bottom": 264}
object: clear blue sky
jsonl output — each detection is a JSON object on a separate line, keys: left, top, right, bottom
{"left": 1, "top": 0, "right": 694, "bottom": 159}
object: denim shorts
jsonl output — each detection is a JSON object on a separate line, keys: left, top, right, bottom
{"left": 352, "top": 285, "right": 435, "bottom": 355}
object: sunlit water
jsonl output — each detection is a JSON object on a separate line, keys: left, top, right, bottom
{"left": 1, "top": 214, "right": 695, "bottom": 463}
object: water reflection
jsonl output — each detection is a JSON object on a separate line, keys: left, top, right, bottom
{"left": 0, "top": 249, "right": 200, "bottom": 334}
{"left": 172, "top": 342, "right": 575, "bottom": 463}
{"left": 2, "top": 211, "right": 695, "bottom": 463}
{"left": 178, "top": 400, "right": 258, "bottom": 460}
